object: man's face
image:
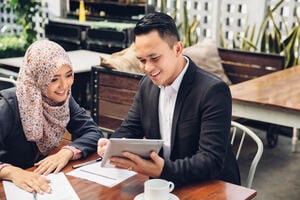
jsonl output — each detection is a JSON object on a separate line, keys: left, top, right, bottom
{"left": 135, "top": 30, "right": 183, "bottom": 86}
{"left": 45, "top": 64, "right": 74, "bottom": 104}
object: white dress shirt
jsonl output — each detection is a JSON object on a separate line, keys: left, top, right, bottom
{"left": 158, "top": 57, "right": 189, "bottom": 158}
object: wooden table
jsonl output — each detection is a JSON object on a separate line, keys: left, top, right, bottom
{"left": 0, "top": 153, "right": 256, "bottom": 200}
{"left": 230, "top": 65, "right": 300, "bottom": 151}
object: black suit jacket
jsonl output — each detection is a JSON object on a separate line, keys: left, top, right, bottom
{"left": 112, "top": 58, "right": 240, "bottom": 186}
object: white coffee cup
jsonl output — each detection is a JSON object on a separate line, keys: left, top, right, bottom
{"left": 144, "top": 179, "right": 175, "bottom": 200}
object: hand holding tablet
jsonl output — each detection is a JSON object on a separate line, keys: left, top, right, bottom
{"left": 101, "top": 138, "right": 164, "bottom": 167}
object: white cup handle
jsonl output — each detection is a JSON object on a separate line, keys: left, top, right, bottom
{"left": 168, "top": 181, "right": 175, "bottom": 192}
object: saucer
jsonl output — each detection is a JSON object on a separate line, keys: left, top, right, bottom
{"left": 134, "top": 193, "right": 179, "bottom": 200}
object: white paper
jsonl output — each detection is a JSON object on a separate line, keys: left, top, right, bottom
{"left": 3, "top": 172, "right": 80, "bottom": 200}
{"left": 67, "top": 161, "right": 136, "bottom": 187}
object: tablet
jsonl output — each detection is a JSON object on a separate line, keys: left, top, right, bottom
{"left": 101, "top": 138, "right": 164, "bottom": 167}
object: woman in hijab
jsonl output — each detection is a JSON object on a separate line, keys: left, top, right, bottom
{"left": 0, "top": 40, "right": 103, "bottom": 194}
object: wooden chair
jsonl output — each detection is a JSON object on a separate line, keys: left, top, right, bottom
{"left": 91, "top": 66, "right": 143, "bottom": 136}
{"left": 218, "top": 48, "right": 285, "bottom": 84}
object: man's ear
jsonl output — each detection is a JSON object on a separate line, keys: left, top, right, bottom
{"left": 175, "top": 41, "right": 183, "bottom": 56}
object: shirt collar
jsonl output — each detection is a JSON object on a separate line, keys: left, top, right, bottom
{"left": 159, "top": 56, "right": 189, "bottom": 92}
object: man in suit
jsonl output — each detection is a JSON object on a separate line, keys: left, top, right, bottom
{"left": 98, "top": 12, "right": 240, "bottom": 186}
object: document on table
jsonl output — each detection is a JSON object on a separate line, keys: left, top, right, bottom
{"left": 67, "top": 161, "right": 136, "bottom": 187}
{"left": 3, "top": 172, "right": 79, "bottom": 200}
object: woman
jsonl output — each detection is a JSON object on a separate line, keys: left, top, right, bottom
{"left": 0, "top": 40, "right": 103, "bottom": 194}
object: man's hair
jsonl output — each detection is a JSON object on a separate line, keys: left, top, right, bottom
{"left": 134, "top": 12, "right": 180, "bottom": 47}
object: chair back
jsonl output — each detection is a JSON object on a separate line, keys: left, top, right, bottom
{"left": 218, "top": 48, "right": 285, "bottom": 84}
{"left": 0, "top": 77, "right": 17, "bottom": 90}
{"left": 0, "top": 68, "right": 18, "bottom": 79}
{"left": 45, "top": 22, "right": 82, "bottom": 51}
{"left": 230, "top": 121, "right": 264, "bottom": 188}
{"left": 91, "top": 66, "right": 143, "bottom": 135}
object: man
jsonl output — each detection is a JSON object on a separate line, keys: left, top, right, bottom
{"left": 98, "top": 12, "right": 240, "bottom": 186}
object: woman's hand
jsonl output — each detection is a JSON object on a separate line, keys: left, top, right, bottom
{"left": 97, "top": 138, "right": 109, "bottom": 156}
{"left": 0, "top": 165, "right": 51, "bottom": 194}
{"left": 34, "top": 148, "right": 73, "bottom": 175}
{"left": 110, "top": 151, "right": 165, "bottom": 178}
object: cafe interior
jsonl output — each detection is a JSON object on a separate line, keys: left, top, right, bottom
{"left": 0, "top": 0, "right": 300, "bottom": 199}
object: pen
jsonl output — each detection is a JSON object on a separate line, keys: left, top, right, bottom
{"left": 33, "top": 191, "right": 38, "bottom": 200}
{"left": 72, "top": 157, "right": 102, "bottom": 169}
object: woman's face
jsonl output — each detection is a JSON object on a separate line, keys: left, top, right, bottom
{"left": 45, "top": 64, "right": 74, "bottom": 104}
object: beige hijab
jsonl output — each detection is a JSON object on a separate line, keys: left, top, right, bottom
{"left": 16, "top": 40, "right": 72, "bottom": 155}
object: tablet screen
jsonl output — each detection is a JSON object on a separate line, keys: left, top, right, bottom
{"left": 101, "top": 138, "right": 164, "bottom": 167}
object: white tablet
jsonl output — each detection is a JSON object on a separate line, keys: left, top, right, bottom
{"left": 101, "top": 138, "right": 164, "bottom": 167}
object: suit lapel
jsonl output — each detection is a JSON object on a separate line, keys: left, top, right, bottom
{"left": 148, "top": 84, "right": 161, "bottom": 139}
{"left": 170, "top": 61, "right": 196, "bottom": 151}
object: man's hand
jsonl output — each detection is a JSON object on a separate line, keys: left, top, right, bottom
{"left": 110, "top": 151, "right": 164, "bottom": 178}
{"left": 97, "top": 138, "right": 109, "bottom": 157}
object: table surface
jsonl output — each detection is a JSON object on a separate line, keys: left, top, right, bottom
{"left": 230, "top": 65, "right": 300, "bottom": 112}
{"left": 0, "top": 49, "right": 110, "bottom": 74}
{"left": 0, "top": 142, "right": 257, "bottom": 200}
{"left": 230, "top": 65, "right": 300, "bottom": 151}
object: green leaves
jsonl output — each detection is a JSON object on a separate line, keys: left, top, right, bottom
{"left": 158, "top": 0, "right": 200, "bottom": 47}
{"left": 220, "top": 0, "right": 299, "bottom": 68}
{"left": 177, "top": 1, "right": 199, "bottom": 47}
{"left": 5, "top": 0, "right": 41, "bottom": 49}
{"left": 282, "top": 26, "right": 300, "bottom": 67}
{"left": 0, "top": 35, "right": 26, "bottom": 58}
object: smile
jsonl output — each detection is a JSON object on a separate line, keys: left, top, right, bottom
{"left": 55, "top": 91, "right": 66, "bottom": 96}
{"left": 150, "top": 71, "right": 160, "bottom": 77}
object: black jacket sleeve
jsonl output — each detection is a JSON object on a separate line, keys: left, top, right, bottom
{"left": 67, "top": 97, "right": 104, "bottom": 158}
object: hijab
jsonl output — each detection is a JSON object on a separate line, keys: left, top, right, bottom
{"left": 16, "top": 40, "right": 73, "bottom": 155}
